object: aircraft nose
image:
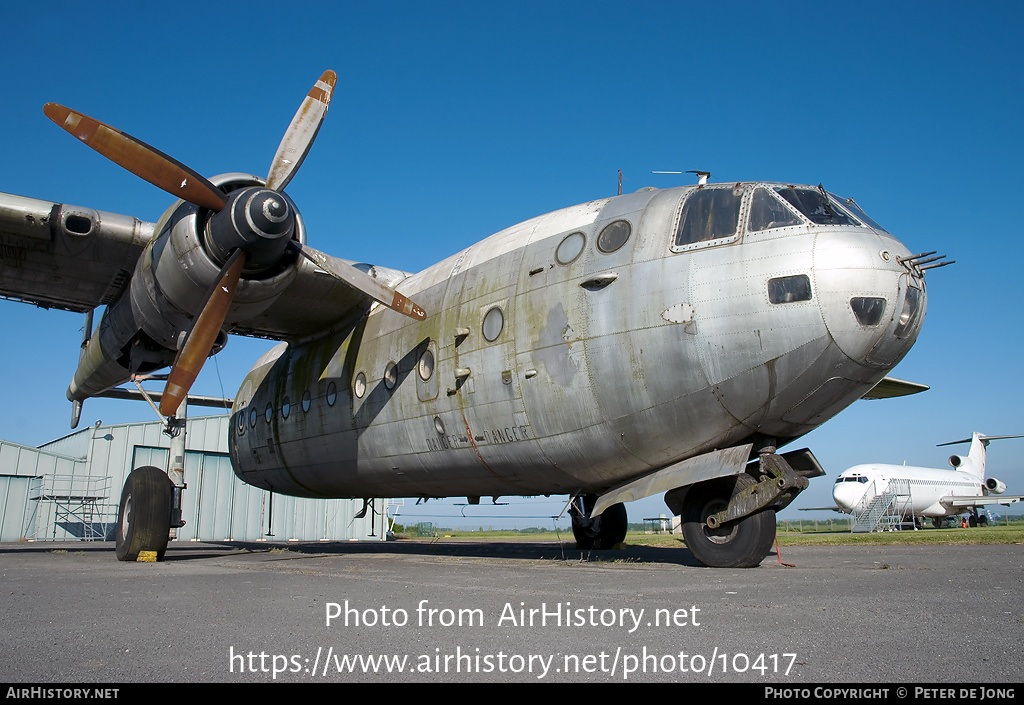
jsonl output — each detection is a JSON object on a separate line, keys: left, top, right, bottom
{"left": 832, "top": 479, "right": 864, "bottom": 512}
{"left": 814, "top": 232, "right": 927, "bottom": 369}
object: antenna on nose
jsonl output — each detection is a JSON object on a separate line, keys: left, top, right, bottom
{"left": 653, "top": 170, "right": 710, "bottom": 185}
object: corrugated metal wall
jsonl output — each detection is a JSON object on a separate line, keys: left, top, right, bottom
{"left": 1, "top": 415, "right": 385, "bottom": 543}
{"left": 0, "top": 440, "right": 86, "bottom": 542}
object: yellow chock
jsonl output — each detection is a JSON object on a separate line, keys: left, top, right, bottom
{"left": 136, "top": 551, "right": 158, "bottom": 562}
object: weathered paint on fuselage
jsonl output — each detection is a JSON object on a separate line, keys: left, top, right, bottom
{"left": 230, "top": 183, "right": 924, "bottom": 499}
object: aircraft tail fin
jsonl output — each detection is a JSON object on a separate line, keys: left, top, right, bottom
{"left": 937, "top": 433, "right": 1024, "bottom": 479}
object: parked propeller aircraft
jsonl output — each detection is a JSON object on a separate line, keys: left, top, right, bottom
{"left": 0, "top": 70, "right": 947, "bottom": 567}
{"left": 831, "top": 433, "right": 1024, "bottom": 527}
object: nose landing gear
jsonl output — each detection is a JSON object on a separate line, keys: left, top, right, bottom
{"left": 114, "top": 466, "right": 173, "bottom": 562}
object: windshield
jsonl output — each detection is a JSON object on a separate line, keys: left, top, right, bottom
{"left": 674, "top": 187, "right": 742, "bottom": 247}
{"left": 831, "top": 195, "right": 890, "bottom": 233}
{"left": 748, "top": 187, "right": 803, "bottom": 231}
{"left": 773, "top": 187, "right": 858, "bottom": 226}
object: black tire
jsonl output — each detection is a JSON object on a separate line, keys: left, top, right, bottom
{"left": 570, "top": 495, "right": 628, "bottom": 549}
{"left": 115, "top": 466, "right": 173, "bottom": 562}
{"left": 681, "top": 474, "right": 776, "bottom": 568}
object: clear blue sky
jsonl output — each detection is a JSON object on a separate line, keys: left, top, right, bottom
{"left": 2, "top": 1, "right": 1022, "bottom": 529}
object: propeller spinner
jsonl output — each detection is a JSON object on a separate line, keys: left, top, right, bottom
{"left": 44, "top": 70, "right": 426, "bottom": 417}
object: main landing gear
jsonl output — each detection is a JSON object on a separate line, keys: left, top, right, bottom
{"left": 114, "top": 466, "right": 174, "bottom": 561}
{"left": 666, "top": 448, "right": 809, "bottom": 568}
{"left": 569, "top": 494, "right": 628, "bottom": 549}
{"left": 678, "top": 474, "right": 776, "bottom": 568}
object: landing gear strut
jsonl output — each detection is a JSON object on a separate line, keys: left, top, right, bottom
{"left": 569, "top": 494, "right": 627, "bottom": 549}
{"left": 115, "top": 466, "right": 173, "bottom": 561}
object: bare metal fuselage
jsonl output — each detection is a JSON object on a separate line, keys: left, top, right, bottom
{"left": 230, "top": 183, "right": 925, "bottom": 500}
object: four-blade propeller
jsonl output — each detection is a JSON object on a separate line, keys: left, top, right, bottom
{"left": 44, "top": 70, "right": 426, "bottom": 417}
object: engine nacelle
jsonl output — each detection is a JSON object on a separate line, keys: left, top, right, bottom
{"left": 67, "top": 174, "right": 303, "bottom": 402}
{"left": 131, "top": 173, "right": 304, "bottom": 350}
{"left": 948, "top": 454, "right": 974, "bottom": 473}
{"left": 984, "top": 477, "right": 1007, "bottom": 494}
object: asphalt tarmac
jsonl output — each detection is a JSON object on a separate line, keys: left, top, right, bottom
{"left": 1, "top": 539, "right": 1021, "bottom": 684}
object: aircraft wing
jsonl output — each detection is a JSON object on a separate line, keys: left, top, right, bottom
{"left": 861, "top": 376, "right": 930, "bottom": 399}
{"left": 944, "top": 495, "right": 1023, "bottom": 509}
{"left": 0, "top": 193, "right": 152, "bottom": 313}
{"left": 0, "top": 192, "right": 379, "bottom": 340}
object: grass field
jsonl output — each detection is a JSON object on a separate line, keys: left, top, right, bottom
{"left": 403, "top": 524, "right": 1024, "bottom": 548}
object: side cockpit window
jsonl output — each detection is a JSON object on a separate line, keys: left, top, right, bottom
{"left": 673, "top": 187, "right": 743, "bottom": 250}
{"left": 748, "top": 187, "right": 802, "bottom": 231}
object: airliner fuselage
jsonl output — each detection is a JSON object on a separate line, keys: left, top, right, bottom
{"left": 834, "top": 465, "right": 985, "bottom": 518}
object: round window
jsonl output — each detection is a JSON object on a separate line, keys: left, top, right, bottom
{"left": 302, "top": 390, "right": 311, "bottom": 413}
{"left": 354, "top": 372, "right": 367, "bottom": 398}
{"left": 326, "top": 382, "right": 337, "bottom": 406}
{"left": 418, "top": 348, "right": 435, "bottom": 381}
{"left": 265, "top": 402, "right": 274, "bottom": 423}
{"left": 482, "top": 307, "right": 504, "bottom": 342}
{"left": 597, "top": 220, "right": 631, "bottom": 253}
{"left": 282, "top": 397, "right": 290, "bottom": 419}
{"left": 249, "top": 407, "right": 258, "bottom": 428}
{"left": 384, "top": 363, "right": 397, "bottom": 390}
{"left": 556, "top": 231, "right": 586, "bottom": 265}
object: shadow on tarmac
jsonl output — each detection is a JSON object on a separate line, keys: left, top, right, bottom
{"left": 0, "top": 537, "right": 718, "bottom": 567}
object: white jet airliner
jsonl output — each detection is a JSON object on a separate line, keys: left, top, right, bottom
{"left": 831, "top": 433, "right": 1023, "bottom": 527}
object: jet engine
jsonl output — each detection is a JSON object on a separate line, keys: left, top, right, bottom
{"left": 984, "top": 477, "right": 1007, "bottom": 494}
{"left": 948, "top": 454, "right": 976, "bottom": 474}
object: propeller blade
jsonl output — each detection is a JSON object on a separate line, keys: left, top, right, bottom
{"left": 43, "top": 103, "right": 226, "bottom": 212}
{"left": 291, "top": 242, "right": 426, "bottom": 321}
{"left": 159, "top": 250, "right": 246, "bottom": 416}
{"left": 266, "top": 70, "right": 338, "bottom": 192}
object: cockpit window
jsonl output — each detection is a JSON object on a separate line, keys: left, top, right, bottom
{"left": 850, "top": 297, "right": 887, "bottom": 326}
{"left": 674, "top": 187, "right": 742, "bottom": 249}
{"left": 833, "top": 195, "right": 890, "bottom": 233}
{"left": 748, "top": 187, "right": 803, "bottom": 231}
{"left": 894, "top": 283, "right": 924, "bottom": 339}
{"left": 773, "top": 187, "right": 858, "bottom": 226}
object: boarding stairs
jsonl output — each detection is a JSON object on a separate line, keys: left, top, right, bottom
{"left": 851, "top": 478, "right": 914, "bottom": 533}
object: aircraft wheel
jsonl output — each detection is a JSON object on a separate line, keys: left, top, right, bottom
{"left": 932, "top": 518, "right": 944, "bottom": 529}
{"left": 570, "top": 495, "right": 628, "bottom": 549}
{"left": 979, "top": 515, "right": 989, "bottom": 527}
{"left": 968, "top": 515, "right": 978, "bottom": 528}
{"left": 681, "top": 474, "right": 776, "bottom": 568}
{"left": 115, "top": 466, "right": 173, "bottom": 562}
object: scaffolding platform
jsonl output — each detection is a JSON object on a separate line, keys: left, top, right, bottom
{"left": 23, "top": 475, "right": 116, "bottom": 541}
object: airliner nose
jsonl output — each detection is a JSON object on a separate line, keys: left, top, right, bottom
{"left": 814, "top": 232, "right": 927, "bottom": 370}
{"left": 833, "top": 478, "right": 865, "bottom": 512}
